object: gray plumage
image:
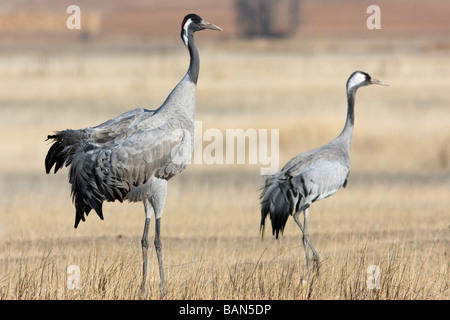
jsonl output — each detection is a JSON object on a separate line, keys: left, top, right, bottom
{"left": 45, "top": 14, "right": 222, "bottom": 298}
{"left": 260, "top": 71, "right": 387, "bottom": 276}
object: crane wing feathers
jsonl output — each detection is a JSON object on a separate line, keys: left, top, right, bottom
{"left": 89, "top": 108, "right": 156, "bottom": 143}
{"left": 94, "top": 120, "right": 193, "bottom": 202}
{"left": 282, "top": 141, "right": 350, "bottom": 177}
{"left": 260, "top": 156, "right": 350, "bottom": 239}
{"left": 48, "top": 109, "right": 194, "bottom": 227}
{"left": 291, "top": 159, "right": 349, "bottom": 203}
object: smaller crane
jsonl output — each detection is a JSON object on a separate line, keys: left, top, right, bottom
{"left": 260, "top": 71, "right": 388, "bottom": 277}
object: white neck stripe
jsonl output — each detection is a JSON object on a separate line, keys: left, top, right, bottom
{"left": 182, "top": 18, "right": 193, "bottom": 46}
{"left": 347, "top": 72, "right": 366, "bottom": 91}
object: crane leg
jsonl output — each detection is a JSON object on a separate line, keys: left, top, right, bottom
{"left": 303, "top": 209, "right": 320, "bottom": 276}
{"left": 151, "top": 179, "right": 167, "bottom": 299}
{"left": 294, "top": 208, "right": 320, "bottom": 279}
{"left": 141, "top": 199, "right": 153, "bottom": 299}
{"left": 154, "top": 217, "right": 165, "bottom": 299}
{"left": 302, "top": 214, "right": 311, "bottom": 274}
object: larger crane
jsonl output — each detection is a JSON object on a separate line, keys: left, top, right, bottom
{"left": 260, "top": 71, "right": 387, "bottom": 277}
{"left": 45, "top": 14, "right": 222, "bottom": 299}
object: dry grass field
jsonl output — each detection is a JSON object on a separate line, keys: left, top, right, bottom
{"left": 0, "top": 3, "right": 449, "bottom": 300}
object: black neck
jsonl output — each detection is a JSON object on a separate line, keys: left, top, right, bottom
{"left": 186, "top": 32, "right": 200, "bottom": 84}
{"left": 345, "top": 88, "right": 355, "bottom": 129}
{"left": 339, "top": 86, "right": 356, "bottom": 142}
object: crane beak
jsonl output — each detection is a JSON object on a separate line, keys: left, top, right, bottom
{"left": 200, "top": 19, "right": 223, "bottom": 31}
{"left": 371, "top": 78, "right": 389, "bottom": 86}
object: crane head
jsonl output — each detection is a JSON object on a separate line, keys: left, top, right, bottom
{"left": 181, "top": 14, "right": 223, "bottom": 47}
{"left": 347, "top": 71, "right": 389, "bottom": 92}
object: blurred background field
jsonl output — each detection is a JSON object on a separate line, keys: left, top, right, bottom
{"left": 0, "top": 0, "right": 448, "bottom": 299}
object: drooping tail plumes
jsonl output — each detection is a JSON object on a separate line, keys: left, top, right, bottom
{"left": 45, "top": 130, "right": 87, "bottom": 174}
{"left": 45, "top": 130, "right": 105, "bottom": 228}
{"left": 260, "top": 175, "right": 296, "bottom": 239}
{"left": 69, "top": 148, "right": 106, "bottom": 228}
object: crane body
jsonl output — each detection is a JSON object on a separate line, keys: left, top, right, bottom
{"left": 45, "top": 14, "right": 222, "bottom": 299}
{"left": 260, "top": 71, "right": 387, "bottom": 277}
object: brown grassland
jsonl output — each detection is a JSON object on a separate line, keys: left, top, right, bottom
{"left": 0, "top": 35, "right": 449, "bottom": 299}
